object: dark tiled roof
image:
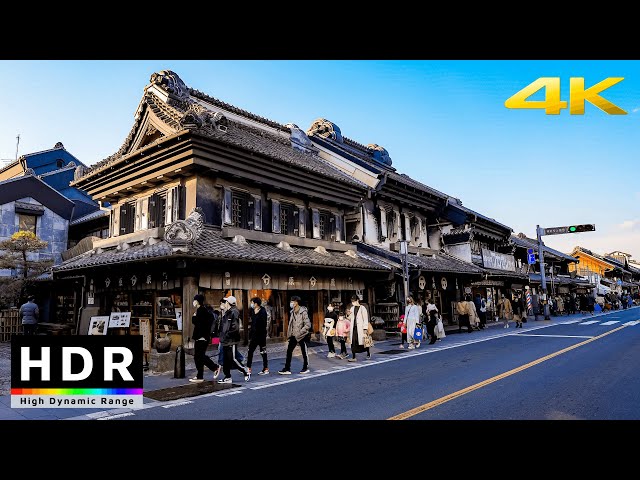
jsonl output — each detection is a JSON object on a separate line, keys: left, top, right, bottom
{"left": 511, "top": 235, "right": 577, "bottom": 263}
{"left": 356, "top": 242, "right": 484, "bottom": 275}
{"left": 69, "top": 209, "right": 111, "bottom": 226}
{"left": 482, "top": 267, "right": 529, "bottom": 279}
{"left": 387, "top": 172, "right": 449, "bottom": 200}
{"left": 449, "top": 199, "right": 512, "bottom": 232}
{"left": 53, "top": 228, "right": 388, "bottom": 273}
{"left": 204, "top": 122, "right": 368, "bottom": 189}
{"left": 528, "top": 273, "right": 591, "bottom": 285}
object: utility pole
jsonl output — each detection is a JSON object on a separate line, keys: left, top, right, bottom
{"left": 400, "top": 240, "right": 409, "bottom": 309}
{"left": 15, "top": 134, "right": 20, "bottom": 161}
{"left": 536, "top": 225, "right": 551, "bottom": 320}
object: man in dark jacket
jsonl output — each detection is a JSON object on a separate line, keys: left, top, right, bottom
{"left": 19, "top": 296, "right": 39, "bottom": 335}
{"left": 217, "top": 295, "right": 251, "bottom": 384}
{"left": 246, "top": 297, "right": 269, "bottom": 375}
{"left": 189, "top": 294, "right": 219, "bottom": 383}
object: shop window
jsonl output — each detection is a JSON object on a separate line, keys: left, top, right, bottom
{"left": 18, "top": 214, "right": 36, "bottom": 234}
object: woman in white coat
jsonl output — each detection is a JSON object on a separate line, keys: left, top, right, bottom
{"left": 347, "top": 295, "right": 371, "bottom": 361}
{"left": 405, "top": 295, "right": 422, "bottom": 349}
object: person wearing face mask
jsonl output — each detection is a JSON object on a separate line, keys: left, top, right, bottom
{"left": 324, "top": 303, "right": 346, "bottom": 359}
{"left": 347, "top": 295, "right": 372, "bottom": 361}
{"left": 246, "top": 297, "right": 269, "bottom": 375}
{"left": 217, "top": 295, "right": 251, "bottom": 384}
{"left": 214, "top": 299, "right": 245, "bottom": 378}
{"left": 278, "top": 295, "right": 311, "bottom": 375}
{"left": 189, "top": 294, "right": 220, "bottom": 383}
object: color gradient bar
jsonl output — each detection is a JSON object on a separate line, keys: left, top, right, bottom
{"left": 11, "top": 388, "right": 143, "bottom": 395}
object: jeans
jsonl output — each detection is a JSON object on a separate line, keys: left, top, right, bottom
{"left": 194, "top": 339, "right": 218, "bottom": 379}
{"left": 327, "top": 336, "right": 346, "bottom": 355}
{"left": 247, "top": 338, "right": 268, "bottom": 370}
{"left": 23, "top": 324, "right": 37, "bottom": 335}
{"left": 283, "top": 336, "right": 309, "bottom": 371}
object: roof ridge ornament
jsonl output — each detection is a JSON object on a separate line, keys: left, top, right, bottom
{"left": 314, "top": 245, "right": 329, "bottom": 256}
{"left": 150, "top": 70, "right": 190, "bottom": 103}
{"left": 307, "top": 118, "right": 343, "bottom": 143}
{"left": 276, "top": 241, "right": 294, "bottom": 252}
{"left": 164, "top": 207, "right": 205, "bottom": 253}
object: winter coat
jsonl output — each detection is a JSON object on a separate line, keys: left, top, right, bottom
{"left": 249, "top": 306, "right": 268, "bottom": 344}
{"left": 220, "top": 306, "right": 241, "bottom": 346}
{"left": 19, "top": 301, "right": 39, "bottom": 325}
{"left": 287, "top": 306, "right": 311, "bottom": 341}
{"left": 466, "top": 301, "right": 479, "bottom": 327}
{"left": 404, "top": 304, "right": 421, "bottom": 340}
{"left": 499, "top": 298, "right": 513, "bottom": 319}
{"left": 192, "top": 305, "right": 213, "bottom": 341}
{"left": 324, "top": 310, "right": 338, "bottom": 337}
{"left": 348, "top": 303, "right": 370, "bottom": 345}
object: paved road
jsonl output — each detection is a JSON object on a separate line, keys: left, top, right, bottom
{"left": 2, "top": 306, "right": 639, "bottom": 420}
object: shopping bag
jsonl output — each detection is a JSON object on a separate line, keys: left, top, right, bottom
{"left": 413, "top": 324, "right": 423, "bottom": 341}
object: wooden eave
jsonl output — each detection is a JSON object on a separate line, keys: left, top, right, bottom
{"left": 188, "top": 132, "right": 366, "bottom": 207}
{"left": 376, "top": 178, "right": 446, "bottom": 213}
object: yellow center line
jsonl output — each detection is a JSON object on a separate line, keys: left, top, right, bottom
{"left": 387, "top": 324, "right": 628, "bottom": 420}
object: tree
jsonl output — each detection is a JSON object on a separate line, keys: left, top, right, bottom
{"left": 0, "top": 231, "right": 53, "bottom": 308}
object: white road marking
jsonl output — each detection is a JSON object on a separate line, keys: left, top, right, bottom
{"left": 600, "top": 321, "right": 620, "bottom": 326}
{"left": 214, "top": 389, "right": 243, "bottom": 397}
{"left": 162, "top": 400, "right": 193, "bottom": 408}
{"left": 562, "top": 320, "right": 582, "bottom": 324}
{"left": 97, "top": 412, "right": 135, "bottom": 420}
{"left": 515, "top": 334, "right": 594, "bottom": 339}
{"left": 579, "top": 321, "right": 600, "bottom": 325}
{"left": 623, "top": 321, "right": 639, "bottom": 326}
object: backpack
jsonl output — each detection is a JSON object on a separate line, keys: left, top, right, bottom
{"left": 480, "top": 299, "right": 486, "bottom": 313}
{"left": 206, "top": 306, "right": 220, "bottom": 343}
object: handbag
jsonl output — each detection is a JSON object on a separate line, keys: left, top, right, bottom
{"left": 364, "top": 331, "right": 374, "bottom": 348}
{"left": 367, "top": 322, "right": 374, "bottom": 335}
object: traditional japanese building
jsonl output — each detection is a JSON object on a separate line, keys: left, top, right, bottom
{"left": 52, "top": 70, "right": 392, "bottom": 355}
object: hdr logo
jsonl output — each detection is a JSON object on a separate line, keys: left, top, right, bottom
{"left": 11, "top": 336, "right": 143, "bottom": 409}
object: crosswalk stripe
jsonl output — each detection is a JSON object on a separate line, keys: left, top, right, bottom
{"left": 600, "top": 321, "right": 620, "bottom": 326}
{"left": 579, "top": 320, "right": 599, "bottom": 325}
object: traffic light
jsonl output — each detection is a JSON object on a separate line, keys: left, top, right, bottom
{"left": 568, "top": 224, "right": 596, "bottom": 233}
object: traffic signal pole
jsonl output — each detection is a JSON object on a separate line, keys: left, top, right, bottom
{"left": 536, "top": 225, "right": 551, "bottom": 320}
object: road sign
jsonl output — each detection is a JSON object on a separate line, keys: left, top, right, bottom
{"left": 527, "top": 253, "right": 536, "bottom": 264}
{"left": 542, "top": 226, "right": 569, "bottom": 235}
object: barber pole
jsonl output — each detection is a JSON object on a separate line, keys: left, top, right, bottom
{"left": 526, "top": 290, "right": 533, "bottom": 313}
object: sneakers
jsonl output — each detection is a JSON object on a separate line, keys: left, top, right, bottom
{"left": 299, "top": 368, "right": 310, "bottom": 374}
{"left": 217, "top": 377, "right": 232, "bottom": 384}
{"left": 348, "top": 358, "right": 357, "bottom": 362}
{"left": 416, "top": 342, "right": 421, "bottom": 348}
{"left": 327, "top": 352, "right": 336, "bottom": 358}
{"left": 407, "top": 345, "right": 415, "bottom": 350}
{"left": 213, "top": 367, "right": 221, "bottom": 380}
{"left": 339, "top": 353, "right": 349, "bottom": 359}
{"left": 244, "top": 370, "right": 251, "bottom": 382}
{"left": 366, "top": 355, "right": 372, "bottom": 360}
{"left": 258, "top": 368, "right": 270, "bottom": 375}
{"left": 189, "top": 377, "right": 204, "bottom": 383}
{"left": 278, "top": 369, "right": 292, "bottom": 375}
{"left": 398, "top": 344, "right": 405, "bottom": 349}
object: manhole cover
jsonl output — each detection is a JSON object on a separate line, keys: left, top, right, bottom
{"left": 377, "top": 349, "right": 407, "bottom": 355}
{"left": 144, "top": 381, "right": 241, "bottom": 401}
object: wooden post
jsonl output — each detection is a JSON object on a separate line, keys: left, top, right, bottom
{"left": 182, "top": 276, "right": 198, "bottom": 344}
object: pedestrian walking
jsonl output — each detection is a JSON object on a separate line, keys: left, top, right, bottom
{"left": 456, "top": 296, "right": 474, "bottom": 333}
{"left": 405, "top": 295, "right": 422, "bottom": 349}
{"left": 246, "top": 297, "right": 269, "bottom": 376}
{"left": 217, "top": 295, "right": 251, "bottom": 384}
{"left": 335, "top": 311, "right": 350, "bottom": 359}
{"left": 189, "top": 294, "right": 220, "bottom": 383}
{"left": 279, "top": 295, "right": 312, "bottom": 375}
{"left": 19, "top": 296, "right": 39, "bottom": 335}
{"left": 213, "top": 300, "right": 244, "bottom": 378}
{"left": 324, "top": 303, "right": 346, "bottom": 359}
{"left": 426, "top": 308, "right": 439, "bottom": 345}
{"left": 498, "top": 294, "right": 513, "bottom": 328}
{"left": 473, "top": 293, "right": 487, "bottom": 329}
{"left": 397, "top": 314, "right": 408, "bottom": 348}
{"left": 347, "top": 295, "right": 372, "bottom": 361}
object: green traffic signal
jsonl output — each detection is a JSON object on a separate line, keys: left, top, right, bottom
{"left": 569, "top": 226, "right": 577, "bottom": 232}
{"left": 568, "top": 224, "right": 595, "bottom": 233}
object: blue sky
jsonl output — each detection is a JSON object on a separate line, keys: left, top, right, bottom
{"left": 0, "top": 60, "right": 638, "bottom": 261}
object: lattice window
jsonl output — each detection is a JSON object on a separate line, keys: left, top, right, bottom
{"left": 280, "top": 206, "right": 289, "bottom": 235}
{"left": 232, "top": 192, "right": 249, "bottom": 229}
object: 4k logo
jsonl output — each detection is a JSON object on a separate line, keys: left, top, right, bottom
{"left": 505, "top": 77, "right": 627, "bottom": 115}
